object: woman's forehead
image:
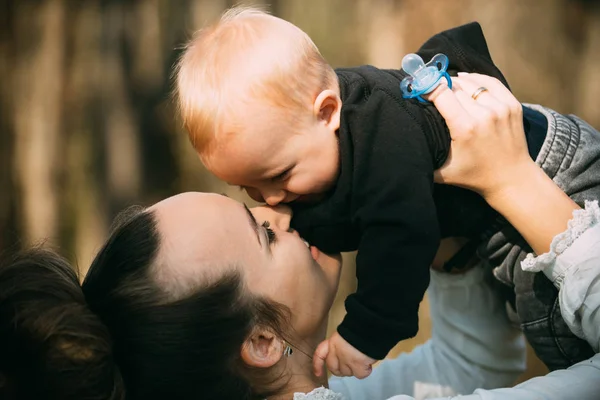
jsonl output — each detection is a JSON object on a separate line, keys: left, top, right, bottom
{"left": 150, "top": 192, "right": 258, "bottom": 280}
{"left": 151, "top": 192, "right": 225, "bottom": 212}
{"left": 151, "top": 192, "right": 245, "bottom": 241}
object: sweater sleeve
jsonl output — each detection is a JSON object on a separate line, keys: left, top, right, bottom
{"left": 337, "top": 88, "right": 441, "bottom": 360}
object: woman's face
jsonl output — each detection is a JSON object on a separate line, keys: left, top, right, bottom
{"left": 150, "top": 192, "right": 342, "bottom": 339}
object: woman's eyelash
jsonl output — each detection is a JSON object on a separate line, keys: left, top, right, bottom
{"left": 262, "top": 221, "right": 277, "bottom": 244}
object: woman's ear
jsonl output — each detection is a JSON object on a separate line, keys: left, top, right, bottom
{"left": 313, "top": 89, "right": 341, "bottom": 131}
{"left": 240, "top": 329, "right": 284, "bottom": 368}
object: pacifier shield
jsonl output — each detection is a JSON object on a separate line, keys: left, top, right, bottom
{"left": 400, "top": 53, "right": 452, "bottom": 103}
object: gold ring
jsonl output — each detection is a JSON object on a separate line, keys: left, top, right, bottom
{"left": 471, "top": 86, "right": 488, "bottom": 100}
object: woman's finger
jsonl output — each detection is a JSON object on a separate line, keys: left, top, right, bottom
{"left": 456, "top": 79, "right": 500, "bottom": 110}
{"left": 427, "top": 82, "right": 470, "bottom": 120}
{"left": 465, "top": 73, "right": 524, "bottom": 127}
{"left": 453, "top": 85, "right": 493, "bottom": 122}
{"left": 427, "top": 82, "right": 471, "bottom": 136}
{"left": 453, "top": 76, "right": 502, "bottom": 108}
{"left": 453, "top": 76, "right": 512, "bottom": 125}
{"left": 459, "top": 73, "right": 522, "bottom": 111}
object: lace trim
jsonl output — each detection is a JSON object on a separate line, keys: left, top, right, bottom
{"left": 521, "top": 200, "right": 600, "bottom": 272}
{"left": 293, "top": 387, "right": 344, "bottom": 400}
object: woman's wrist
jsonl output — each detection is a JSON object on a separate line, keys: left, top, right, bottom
{"left": 481, "top": 161, "right": 547, "bottom": 211}
{"left": 480, "top": 163, "right": 580, "bottom": 254}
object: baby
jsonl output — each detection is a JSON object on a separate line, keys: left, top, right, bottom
{"left": 174, "top": 7, "right": 597, "bottom": 377}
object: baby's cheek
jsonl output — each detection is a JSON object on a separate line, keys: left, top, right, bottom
{"left": 296, "top": 175, "right": 328, "bottom": 194}
{"left": 313, "top": 172, "right": 337, "bottom": 193}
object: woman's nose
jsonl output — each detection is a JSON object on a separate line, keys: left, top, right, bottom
{"left": 271, "top": 205, "right": 292, "bottom": 231}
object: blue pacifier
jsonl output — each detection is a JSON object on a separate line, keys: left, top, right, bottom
{"left": 400, "top": 53, "right": 452, "bottom": 103}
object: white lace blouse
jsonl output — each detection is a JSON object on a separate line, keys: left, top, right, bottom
{"left": 293, "top": 387, "right": 344, "bottom": 400}
{"left": 292, "top": 201, "right": 600, "bottom": 400}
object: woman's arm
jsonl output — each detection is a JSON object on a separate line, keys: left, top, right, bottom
{"left": 484, "top": 163, "right": 579, "bottom": 255}
{"left": 328, "top": 267, "right": 526, "bottom": 400}
{"left": 384, "top": 205, "right": 600, "bottom": 400}
{"left": 332, "top": 223, "right": 600, "bottom": 400}
{"left": 429, "top": 74, "right": 580, "bottom": 255}
{"left": 521, "top": 202, "right": 600, "bottom": 351}
{"left": 387, "top": 355, "right": 600, "bottom": 400}
{"left": 431, "top": 72, "right": 600, "bottom": 350}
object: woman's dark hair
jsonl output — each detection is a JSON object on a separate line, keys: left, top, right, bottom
{"left": 0, "top": 247, "right": 124, "bottom": 400}
{"left": 82, "top": 206, "right": 290, "bottom": 400}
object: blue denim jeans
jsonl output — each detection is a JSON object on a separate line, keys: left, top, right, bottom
{"left": 478, "top": 105, "right": 600, "bottom": 370}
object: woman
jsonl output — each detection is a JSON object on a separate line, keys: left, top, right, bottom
{"left": 1, "top": 74, "right": 598, "bottom": 399}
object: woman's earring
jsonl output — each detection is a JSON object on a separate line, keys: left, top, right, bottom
{"left": 283, "top": 342, "right": 293, "bottom": 357}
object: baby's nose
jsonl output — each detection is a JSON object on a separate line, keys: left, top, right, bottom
{"left": 263, "top": 190, "right": 287, "bottom": 206}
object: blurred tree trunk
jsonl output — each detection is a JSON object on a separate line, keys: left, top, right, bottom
{"left": 61, "top": 1, "right": 108, "bottom": 267}
{"left": 575, "top": 1, "right": 600, "bottom": 129}
{"left": 0, "top": 0, "right": 18, "bottom": 252}
{"left": 12, "top": 0, "right": 65, "bottom": 246}
{"left": 358, "top": 0, "right": 405, "bottom": 68}
{"left": 64, "top": 0, "right": 191, "bottom": 270}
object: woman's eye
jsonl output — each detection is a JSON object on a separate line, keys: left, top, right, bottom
{"left": 262, "top": 221, "right": 277, "bottom": 244}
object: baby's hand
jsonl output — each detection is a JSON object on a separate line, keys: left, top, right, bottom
{"left": 313, "top": 332, "right": 375, "bottom": 379}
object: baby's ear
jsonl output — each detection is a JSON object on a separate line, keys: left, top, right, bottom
{"left": 240, "top": 328, "right": 284, "bottom": 369}
{"left": 313, "top": 89, "right": 341, "bottom": 129}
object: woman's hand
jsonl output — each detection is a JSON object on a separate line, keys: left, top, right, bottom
{"left": 429, "top": 73, "right": 537, "bottom": 200}
{"left": 429, "top": 73, "right": 580, "bottom": 255}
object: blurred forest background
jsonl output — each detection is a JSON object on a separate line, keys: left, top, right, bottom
{"left": 2, "top": 0, "right": 600, "bottom": 384}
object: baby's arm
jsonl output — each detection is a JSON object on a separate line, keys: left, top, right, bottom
{"left": 337, "top": 88, "right": 441, "bottom": 362}
{"left": 329, "top": 267, "right": 526, "bottom": 399}
{"left": 313, "top": 331, "right": 376, "bottom": 379}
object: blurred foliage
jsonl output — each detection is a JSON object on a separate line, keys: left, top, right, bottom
{"left": 1, "top": 0, "right": 599, "bottom": 383}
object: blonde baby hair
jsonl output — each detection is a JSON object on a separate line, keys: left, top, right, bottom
{"left": 174, "top": 5, "right": 338, "bottom": 158}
